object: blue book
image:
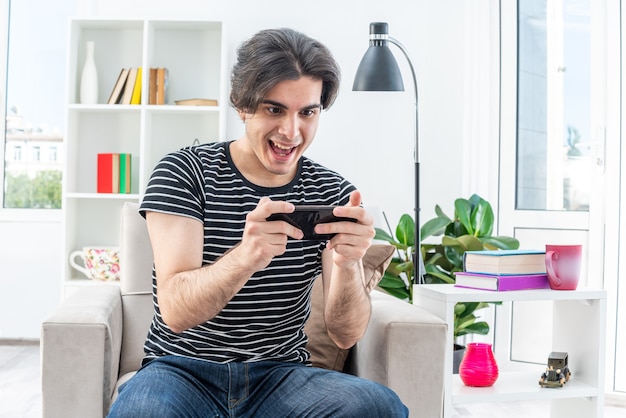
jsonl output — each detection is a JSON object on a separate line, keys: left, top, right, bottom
{"left": 463, "top": 249, "right": 546, "bottom": 275}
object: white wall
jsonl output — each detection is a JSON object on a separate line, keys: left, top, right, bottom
{"left": 83, "top": 0, "right": 468, "bottom": 225}
{"left": 1, "top": 0, "right": 475, "bottom": 338}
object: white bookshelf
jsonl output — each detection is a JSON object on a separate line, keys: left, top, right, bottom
{"left": 62, "top": 19, "right": 226, "bottom": 293}
{"left": 413, "top": 284, "right": 607, "bottom": 418}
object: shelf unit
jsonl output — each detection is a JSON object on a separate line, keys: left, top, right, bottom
{"left": 63, "top": 19, "right": 226, "bottom": 294}
{"left": 413, "top": 284, "right": 607, "bottom": 418}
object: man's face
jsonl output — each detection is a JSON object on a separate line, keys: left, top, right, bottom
{"left": 241, "top": 76, "right": 323, "bottom": 183}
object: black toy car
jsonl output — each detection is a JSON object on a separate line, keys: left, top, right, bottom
{"left": 539, "top": 351, "right": 571, "bottom": 388}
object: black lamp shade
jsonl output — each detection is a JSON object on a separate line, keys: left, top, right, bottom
{"left": 352, "top": 23, "right": 404, "bottom": 92}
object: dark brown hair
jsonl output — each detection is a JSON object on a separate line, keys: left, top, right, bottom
{"left": 230, "top": 28, "right": 341, "bottom": 113}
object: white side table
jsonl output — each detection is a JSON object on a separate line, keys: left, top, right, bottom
{"left": 413, "top": 284, "right": 606, "bottom": 418}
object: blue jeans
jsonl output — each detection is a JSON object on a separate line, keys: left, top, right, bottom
{"left": 107, "top": 355, "right": 408, "bottom": 418}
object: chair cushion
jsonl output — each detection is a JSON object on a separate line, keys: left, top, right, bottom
{"left": 304, "top": 244, "right": 395, "bottom": 371}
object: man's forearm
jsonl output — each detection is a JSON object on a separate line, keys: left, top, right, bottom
{"left": 158, "top": 245, "right": 256, "bottom": 333}
{"left": 323, "top": 260, "right": 371, "bottom": 349}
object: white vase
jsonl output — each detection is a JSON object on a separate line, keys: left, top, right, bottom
{"left": 80, "top": 41, "right": 98, "bottom": 104}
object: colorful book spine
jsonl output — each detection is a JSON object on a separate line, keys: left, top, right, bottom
{"left": 112, "top": 155, "right": 120, "bottom": 193}
{"left": 121, "top": 68, "right": 138, "bottom": 105}
{"left": 107, "top": 68, "right": 129, "bottom": 105}
{"left": 119, "top": 153, "right": 132, "bottom": 194}
{"left": 149, "top": 68, "right": 158, "bottom": 104}
{"left": 156, "top": 67, "right": 169, "bottom": 105}
{"left": 130, "top": 67, "right": 142, "bottom": 105}
{"left": 97, "top": 153, "right": 131, "bottom": 194}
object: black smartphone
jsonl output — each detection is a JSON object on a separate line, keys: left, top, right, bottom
{"left": 266, "top": 205, "right": 357, "bottom": 240}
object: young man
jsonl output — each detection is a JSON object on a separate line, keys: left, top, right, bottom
{"left": 108, "top": 28, "right": 408, "bottom": 417}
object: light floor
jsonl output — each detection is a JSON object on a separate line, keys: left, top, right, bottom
{"left": 1, "top": 340, "right": 625, "bottom": 417}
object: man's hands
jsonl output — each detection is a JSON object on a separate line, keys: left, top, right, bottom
{"left": 239, "top": 197, "right": 304, "bottom": 272}
{"left": 316, "top": 191, "right": 375, "bottom": 269}
{"left": 253, "top": 191, "right": 374, "bottom": 270}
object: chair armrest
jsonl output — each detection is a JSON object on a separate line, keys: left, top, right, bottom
{"left": 347, "top": 290, "right": 447, "bottom": 418}
{"left": 41, "top": 284, "right": 123, "bottom": 418}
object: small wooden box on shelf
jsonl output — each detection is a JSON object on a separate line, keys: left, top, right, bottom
{"left": 413, "top": 284, "right": 606, "bottom": 418}
{"left": 63, "top": 19, "right": 226, "bottom": 294}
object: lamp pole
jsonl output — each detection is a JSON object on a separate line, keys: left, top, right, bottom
{"left": 384, "top": 36, "right": 422, "bottom": 285}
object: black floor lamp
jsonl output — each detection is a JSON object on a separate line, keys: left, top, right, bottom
{"left": 353, "top": 22, "right": 423, "bottom": 285}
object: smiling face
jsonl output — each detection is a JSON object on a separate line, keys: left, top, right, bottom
{"left": 231, "top": 76, "right": 323, "bottom": 187}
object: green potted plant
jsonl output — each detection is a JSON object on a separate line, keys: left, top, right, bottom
{"left": 374, "top": 194, "right": 520, "bottom": 371}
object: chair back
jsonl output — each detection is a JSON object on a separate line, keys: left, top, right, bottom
{"left": 118, "top": 202, "right": 154, "bottom": 376}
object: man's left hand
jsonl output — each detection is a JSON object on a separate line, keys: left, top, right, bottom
{"left": 316, "top": 190, "right": 374, "bottom": 268}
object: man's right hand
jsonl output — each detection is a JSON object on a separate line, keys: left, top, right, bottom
{"left": 238, "top": 197, "right": 304, "bottom": 271}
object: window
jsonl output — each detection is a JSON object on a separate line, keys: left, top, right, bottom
{"left": 1, "top": 0, "right": 75, "bottom": 210}
{"left": 32, "top": 146, "right": 40, "bottom": 162}
{"left": 516, "top": 0, "right": 592, "bottom": 211}
{"left": 12, "top": 145, "right": 20, "bottom": 161}
{"left": 49, "top": 146, "right": 58, "bottom": 162}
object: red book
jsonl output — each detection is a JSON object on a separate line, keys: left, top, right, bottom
{"left": 97, "top": 153, "right": 120, "bottom": 193}
{"left": 97, "top": 153, "right": 113, "bottom": 193}
{"left": 454, "top": 271, "right": 550, "bottom": 291}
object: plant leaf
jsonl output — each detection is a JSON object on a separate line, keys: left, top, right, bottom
{"left": 386, "top": 257, "right": 409, "bottom": 277}
{"left": 395, "top": 260, "right": 414, "bottom": 274}
{"left": 481, "top": 235, "right": 520, "bottom": 250}
{"left": 471, "top": 197, "right": 494, "bottom": 237}
{"left": 454, "top": 198, "right": 474, "bottom": 235}
{"left": 443, "top": 235, "right": 485, "bottom": 251}
{"left": 455, "top": 313, "right": 477, "bottom": 332}
{"left": 423, "top": 266, "right": 455, "bottom": 284}
{"left": 441, "top": 235, "right": 484, "bottom": 270}
{"left": 396, "top": 214, "right": 415, "bottom": 247}
{"left": 456, "top": 321, "right": 490, "bottom": 336}
{"left": 457, "top": 301, "right": 482, "bottom": 319}
{"left": 454, "top": 303, "right": 467, "bottom": 316}
{"left": 378, "top": 273, "right": 408, "bottom": 289}
{"left": 468, "top": 194, "right": 482, "bottom": 207}
{"left": 434, "top": 204, "right": 450, "bottom": 220}
{"left": 374, "top": 227, "right": 395, "bottom": 244}
{"left": 378, "top": 285, "right": 410, "bottom": 300}
{"left": 376, "top": 227, "right": 410, "bottom": 252}
{"left": 445, "top": 220, "right": 469, "bottom": 238}
{"left": 420, "top": 216, "right": 450, "bottom": 241}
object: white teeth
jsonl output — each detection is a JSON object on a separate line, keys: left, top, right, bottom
{"left": 272, "top": 141, "right": 294, "bottom": 150}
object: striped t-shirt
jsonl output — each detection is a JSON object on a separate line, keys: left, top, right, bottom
{"left": 139, "top": 141, "right": 355, "bottom": 364}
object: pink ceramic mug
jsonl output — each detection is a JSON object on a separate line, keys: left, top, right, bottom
{"left": 545, "top": 244, "right": 582, "bottom": 290}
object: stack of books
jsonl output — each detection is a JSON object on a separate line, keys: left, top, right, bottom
{"left": 107, "top": 68, "right": 143, "bottom": 105}
{"left": 97, "top": 153, "right": 132, "bottom": 194}
{"left": 107, "top": 67, "right": 170, "bottom": 105}
{"left": 454, "top": 249, "right": 549, "bottom": 291}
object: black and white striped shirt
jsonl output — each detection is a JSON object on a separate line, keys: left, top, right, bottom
{"left": 139, "top": 141, "right": 355, "bottom": 364}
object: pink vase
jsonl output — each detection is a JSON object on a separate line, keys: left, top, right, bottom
{"left": 459, "top": 342, "right": 499, "bottom": 387}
